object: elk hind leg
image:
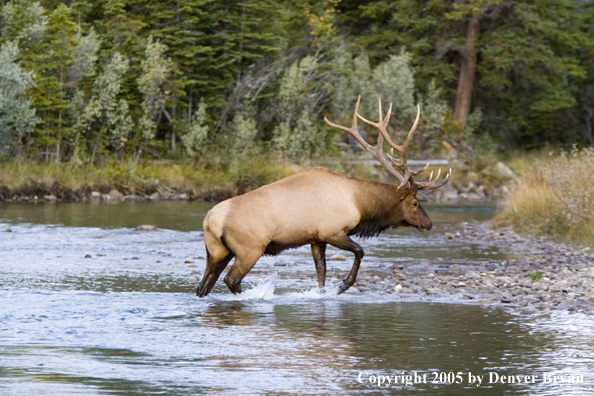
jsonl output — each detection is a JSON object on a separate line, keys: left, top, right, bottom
{"left": 224, "top": 249, "right": 264, "bottom": 295}
{"left": 197, "top": 242, "right": 234, "bottom": 297}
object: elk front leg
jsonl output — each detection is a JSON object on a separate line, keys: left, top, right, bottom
{"left": 223, "top": 248, "right": 264, "bottom": 295}
{"left": 311, "top": 242, "right": 327, "bottom": 289}
{"left": 325, "top": 235, "right": 364, "bottom": 294}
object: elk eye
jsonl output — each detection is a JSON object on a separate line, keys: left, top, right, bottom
{"left": 412, "top": 201, "right": 418, "bottom": 207}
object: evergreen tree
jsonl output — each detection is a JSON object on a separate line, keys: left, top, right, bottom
{"left": 35, "top": 4, "right": 79, "bottom": 161}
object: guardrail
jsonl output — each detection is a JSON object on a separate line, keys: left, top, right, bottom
{"left": 348, "top": 158, "right": 450, "bottom": 166}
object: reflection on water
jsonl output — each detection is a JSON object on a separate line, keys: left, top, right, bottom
{"left": 0, "top": 201, "right": 214, "bottom": 231}
{"left": 0, "top": 202, "right": 593, "bottom": 395}
{"left": 0, "top": 201, "right": 496, "bottom": 232}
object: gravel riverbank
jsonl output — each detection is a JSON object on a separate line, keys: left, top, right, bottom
{"left": 355, "top": 223, "right": 594, "bottom": 315}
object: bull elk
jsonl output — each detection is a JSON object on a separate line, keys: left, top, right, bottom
{"left": 197, "top": 96, "right": 450, "bottom": 297}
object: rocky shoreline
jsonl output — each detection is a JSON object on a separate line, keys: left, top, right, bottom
{"left": 0, "top": 183, "right": 237, "bottom": 203}
{"left": 0, "top": 179, "right": 511, "bottom": 204}
{"left": 354, "top": 223, "right": 594, "bottom": 315}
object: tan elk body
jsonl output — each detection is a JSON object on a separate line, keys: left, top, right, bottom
{"left": 197, "top": 96, "right": 450, "bottom": 297}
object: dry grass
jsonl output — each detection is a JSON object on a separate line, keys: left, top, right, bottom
{"left": 493, "top": 148, "right": 594, "bottom": 247}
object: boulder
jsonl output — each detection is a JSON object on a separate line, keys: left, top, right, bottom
{"left": 108, "top": 189, "right": 124, "bottom": 201}
{"left": 135, "top": 225, "right": 158, "bottom": 231}
{"left": 329, "top": 254, "right": 347, "bottom": 261}
{"left": 493, "top": 162, "right": 515, "bottom": 179}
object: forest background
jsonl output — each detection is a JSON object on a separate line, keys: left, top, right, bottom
{"left": 1, "top": 0, "right": 594, "bottom": 196}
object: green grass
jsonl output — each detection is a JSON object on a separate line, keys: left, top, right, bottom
{"left": 0, "top": 157, "right": 298, "bottom": 199}
{"left": 530, "top": 271, "right": 544, "bottom": 282}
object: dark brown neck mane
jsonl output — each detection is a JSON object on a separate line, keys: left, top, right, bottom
{"left": 349, "top": 180, "right": 407, "bottom": 238}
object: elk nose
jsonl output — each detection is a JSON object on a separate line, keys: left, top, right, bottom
{"left": 421, "top": 220, "right": 433, "bottom": 232}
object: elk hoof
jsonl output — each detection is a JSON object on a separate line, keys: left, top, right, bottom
{"left": 225, "top": 277, "right": 242, "bottom": 295}
{"left": 337, "top": 277, "right": 355, "bottom": 294}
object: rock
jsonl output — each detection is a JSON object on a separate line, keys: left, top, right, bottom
{"left": 493, "top": 162, "right": 515, "bottom": 179}
{"left": 459, "top": 192, "right": 484, "bottom": 202}
{"left": 500, "top": 295, "right": 513, "bottom": 303}
{"left": 123, "top": 195, "right": 145, "bottom": 201}
{"left": 394, "top": 284, "right": 402, "bottom": 293}
{"left": 108, "top": 189, "right": 124, "bottom": 201}
{"left": 185, "top": 259, "right": 195, "bottom": 264}
{"left": 441, "top": 183, "right": 460, "bottom": 202}
{"left": 44, "top": 195, "right": 58, "bottom": 202}
{"left": 84, "top": 254, "right": 92, "bottom": 258}
{"left": 329, "top": 254, "right": 347, "bottom": 261}
{"left": 445, "top": 232, "right": 460, "bottom": 240}
{"left": 274, "top": 262, "right": 287, "bottom": 267}
{"left": 5, "top": 229, "right": 12, "bottom": 232}
{"left": 135, "top": 225, "right": 158, "bottom": 231}
{"left": 466, "top": 172, "right": 479, "bottom": 182}
{"left": 492, "top": 185, "right": 511, "bottom": 201}
{"left": 148, "top": 192, "right": 161, "bottom": 201}
{"left": 91, "top": 191, "right": 101, "bottom": 200}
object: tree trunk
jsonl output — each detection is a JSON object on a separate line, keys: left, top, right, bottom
{"left": 163, "top": 106, "right": 177, "bottom": 151}
{"left": 454, "top": 17, "right": 480, "bottom": 128}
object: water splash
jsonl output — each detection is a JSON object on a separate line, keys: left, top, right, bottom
{"left": 208, "top": 274, "right": 353, "bottom": 303}
{"left": 212, "top": 273, "right": 278, "bottom": 301}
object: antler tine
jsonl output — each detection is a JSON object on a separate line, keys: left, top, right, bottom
{"left": 324, "top": 96, "right": 371, "bottom": 152}
{"left": 403, "top": 104, "right": 421, "bottom": 153}
{"left": 356, "top": 99, "right": 400, "bottom": 150}
{"left": 410, "top": 162, "right": 429, "bottom": 177}
{"left": 389, "top": 104, "right": 421, "bottom": 170}
{"left": 378, "top": 98, "right": 382, "bottom": 125}
{"left": 384, "top": 102, "right": 392, "bottom": 126}
{"left": 414, "top": 168, "right": 452, "bottom": 190}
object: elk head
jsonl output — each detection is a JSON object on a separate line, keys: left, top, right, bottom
{"left": 324, "top": 96, "right": 451, "bottom": 232}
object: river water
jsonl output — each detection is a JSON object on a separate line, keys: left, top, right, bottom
{"left": 0, "top": 202, "right": 592, "bottom": 395}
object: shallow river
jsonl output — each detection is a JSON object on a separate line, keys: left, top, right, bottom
{"left": 1, "top": 202, "right": 593, "bottom": 395}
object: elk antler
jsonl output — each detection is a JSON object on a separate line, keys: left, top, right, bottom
{"left": 324, "top": 95, "right": 451, "bottom": 191}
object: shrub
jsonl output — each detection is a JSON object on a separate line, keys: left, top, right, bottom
{"left": 493, "top": 147, "right": 594, "bottom": 246}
